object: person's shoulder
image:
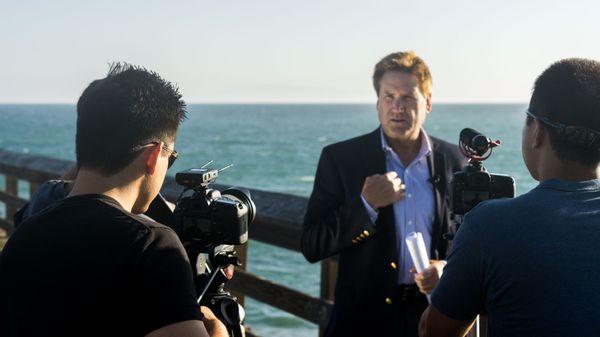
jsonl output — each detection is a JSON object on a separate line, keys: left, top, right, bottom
{"left": 462, "top": 190, "right": 538, "bottom": 231}
{"left": 47, "top": 195, "right": 177, "bottom": 237}
{"left": 466, "top": 197, "right": 516, "bottom": 219}
{"left": 119, "top": 210, "right": 178, "bottom": 238}
{"left": 35, "top": 179, "right": 72, "bottom": 192}
{"left": 91, "top": 204, "right": 182, "bottom": 252}
{"left": 25, "top": 180, "right": 72, "bottom": 209}
{"left": 429, "top": 135, "right": 463, "bottom": 158}
{"left": 429, "top": 135, "right": 468, "bottom": 172}
{"left": 322, "top": 129, "right": 379, "bottom": 157}
{"left": 429, "top": 136, "right": 457, "bottom": 151}
{"left": 126, "top": 214, "right": 186, "bottom": 258}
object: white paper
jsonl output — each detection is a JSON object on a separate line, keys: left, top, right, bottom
{"left": 405, "top": 231, "right": 431, "bottom": 302}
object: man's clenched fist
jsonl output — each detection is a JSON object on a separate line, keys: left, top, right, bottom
{"left": 361, "top": 171, "right": 406, "bottom": 209}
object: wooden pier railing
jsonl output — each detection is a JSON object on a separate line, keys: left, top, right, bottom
{"left": 0, "top": 149, "right": 336, "bottom": 336}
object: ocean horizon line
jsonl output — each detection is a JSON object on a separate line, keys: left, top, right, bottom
{"left": 0, "top": 101, "right": 528, "bottom": 106}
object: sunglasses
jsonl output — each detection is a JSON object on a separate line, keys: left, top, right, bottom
{"left": 526, "top": 109, "right": 600, "bottom": 148}
{"left": 133, "top": 142, "right": 179, "bottom": 168}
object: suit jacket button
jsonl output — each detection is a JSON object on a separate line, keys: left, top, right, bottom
{"left": 390, "top": 262, "right": 397, "bottom": 269}
{"left": 352, "top": 239, "right": 358, "bottom": 244}
{"left": 363, "top": 230, "right": 370, "bottom": 237}
{"left": 385, "top": 297, "right": 392, "bottom": 305}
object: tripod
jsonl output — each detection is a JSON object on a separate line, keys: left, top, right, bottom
{"left": 189, "top": 245, "right": 246, "bottom": 337}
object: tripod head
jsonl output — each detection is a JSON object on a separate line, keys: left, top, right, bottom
{"left": 191, "top": 245, "right": 245, "bottom": 337}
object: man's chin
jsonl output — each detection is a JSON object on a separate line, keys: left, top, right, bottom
{"left": 384, "top": 127, "right": 414, "bottom": 141}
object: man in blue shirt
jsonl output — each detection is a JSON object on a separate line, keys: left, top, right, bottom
{"left": 302, "top": 51, "right": 466, "bottom": 337}
{"left": 420, "top": 58, "right": 600, "bottom": 337}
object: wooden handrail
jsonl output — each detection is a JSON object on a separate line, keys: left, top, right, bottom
{"left": 0, "top": 148, "right": 335, "bottom": 333}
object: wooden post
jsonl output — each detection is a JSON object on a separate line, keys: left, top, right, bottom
{"left": 319, "top": 257, "right": 338, "bottom": 336}
{"left": 231, "top": 241, "right": 249, "bottom": 307}
{"left": 5, "top": 176, "right": 18, "bottom": 223}
{"left": 29, "top": 181, "right": 40, "bottom": 198}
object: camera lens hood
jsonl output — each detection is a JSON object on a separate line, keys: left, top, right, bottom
{"left": 221, "top": 187, "right": 256, "bottom": 225}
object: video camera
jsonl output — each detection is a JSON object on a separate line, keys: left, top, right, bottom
{"left": 170, "top": 161, "right": 256, "bottom": 337}
{"left": 451, "top": 128, "right": 515, "bottom": 221}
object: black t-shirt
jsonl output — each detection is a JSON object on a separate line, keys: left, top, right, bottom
{"left": 0, "top": 194, "right": 202, "bottom": 337}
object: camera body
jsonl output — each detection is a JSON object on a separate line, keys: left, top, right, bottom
{"left": 451, "top": 128, "right": 516, "bottom": 216}
{"left": 172, "top": 168, "right": 255, "bottom": 251}
{"left": 452, "top": 165, "right": 515, "bottom": 215}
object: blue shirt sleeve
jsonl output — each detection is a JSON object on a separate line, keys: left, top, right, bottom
{"left": 360, "top": 194, "right": 378, "bottom": 224}
{"left": 431, "top": 211, "right": 485, "bottom": 321}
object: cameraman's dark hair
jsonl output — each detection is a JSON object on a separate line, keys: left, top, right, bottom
{"left": 76, "top": 62, "right": 187, "bottom": 176}
{"left": 529, "top": 58, "right": 600, "bottom": 166}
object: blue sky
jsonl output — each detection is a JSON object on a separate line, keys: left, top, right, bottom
{"left": 1, "top": 0, "right": 599, "bottom": 103}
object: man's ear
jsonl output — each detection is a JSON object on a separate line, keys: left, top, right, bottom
{"left": 145, "top": 143, "right": 162, "bottom": 175}
{"left": 426, "top": 93, "right": 432, "bottom": 113}
{"left": 532, "top": 120, "right": 545, "bottom": 149}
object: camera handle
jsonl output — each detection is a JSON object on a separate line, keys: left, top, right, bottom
{"left": 192, "top": 249, "right": 245, "bottom": 337}
{"left": 196, "top": 251, "right": 240, "bottom": 303}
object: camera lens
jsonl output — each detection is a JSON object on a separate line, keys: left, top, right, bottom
{"left": 221, "top": 187, "right": 256, "bottom": 225}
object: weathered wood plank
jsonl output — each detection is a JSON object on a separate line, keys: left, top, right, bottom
{"left": 0, "top": 191, "right": 28, "bottom": 210}
{"left": 319, "top": 258, "right": 338, "bottom": 336}
{"left": 29, "top": 181, "right": 40, "bottom": 197}
{"left": 5, "top": 176, "right": 18, "bottom": 223}
{"left": 0, "top": 190, "right": 26, "bottom": 234}
{"left": 228, "top": 269, "right": 332, "bottom": 325}
{"left": 0, "top": 149, "right": 72, "bottom": 184}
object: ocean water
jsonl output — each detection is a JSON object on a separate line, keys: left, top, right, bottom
{"left": 0, "top": 103, "right": 536, "bottom": 336}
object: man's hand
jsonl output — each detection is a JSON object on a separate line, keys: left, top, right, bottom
{"left": 413, "top": 260, "right": 446, "bottom": 294}
{"left": 361, "top": 171, "right": 406, "bottom": 209}
{"left": 200, "top": 306, "right": 229, "bottom": 337}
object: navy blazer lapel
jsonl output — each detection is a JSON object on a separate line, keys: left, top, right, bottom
{"left": 427, "top": 138, "right": 446, "bottom": 258}
{"left": 364, "top": 127, "right": 386, "bottom": 176}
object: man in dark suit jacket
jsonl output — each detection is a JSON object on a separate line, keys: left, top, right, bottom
{"left": 301, "top": 51, "right": 467, "bottom": 337}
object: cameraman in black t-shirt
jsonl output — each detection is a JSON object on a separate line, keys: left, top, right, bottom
{"left": 0, "top": 64, "right": 227, "bottom": 337}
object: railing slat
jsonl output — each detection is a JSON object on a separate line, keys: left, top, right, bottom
{"left": 0, "top": 191, "right": 28, "bottom": 211}
{"left": 228, "top": 269, "right": 332, "bottom": 325}
{"left": 0, "top": 149, "right": 71, "bottom": 184}
{"left": 30, "top": 181, "right": 40, "bottom": 197}
{"left": 5, "top": 176, "right": 18, "bottom": 227}
{"left": 230, "top": 242, "right": 249, "bottom": 306}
